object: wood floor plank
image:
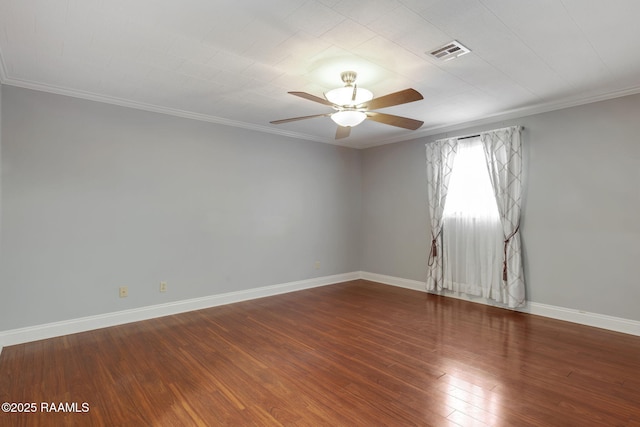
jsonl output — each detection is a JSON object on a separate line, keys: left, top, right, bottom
{"left": 1, "top": 279, "right": 640, "bottom": 426}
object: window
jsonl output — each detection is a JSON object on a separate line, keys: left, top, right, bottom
{"left": 427, "top": 126, "right": 524, "bottom": 306}
{"left": 443, "top": 138, "right": 499, "bottom": 219}
{"left": 442, "top": 137, "right": 503, "bottom": 298}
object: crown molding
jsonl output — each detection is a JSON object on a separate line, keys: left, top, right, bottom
{"left": 1, "top": 74, "right": 338, "bottom": 145}
{"left": 3, "top": 69, "right": 640, "bottom": 149}
{"left": 358, "top": 85, "right": 640, "bottom": 148}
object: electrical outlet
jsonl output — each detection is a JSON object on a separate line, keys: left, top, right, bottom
{"left": 314, "top": 261, "right": 320, "bottom": 269}
{"left": 160, "top": 281, "right": 167, "bottom": 292}
{"left": 119, "top": 286, "right": 128, "bottom": 298}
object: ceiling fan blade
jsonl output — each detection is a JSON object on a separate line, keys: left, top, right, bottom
{"left": 289, "top": 91, "right": 335, "bottom": 106}
{"left": 335, "top": 126, "right": 351, "bottom": 139}
{"left": 366, "top": 112, "right": 424, "bottom": 130}
{"left": 270, "top": 113, "right": 330, "bottom": 124}
{"left": 360, "top": 88, "right": 423, "bottom": 110}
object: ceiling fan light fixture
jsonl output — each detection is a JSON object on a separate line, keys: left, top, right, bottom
{"left": 331, "top": 110, "right": 367, "bottom": 127}
{"left": 271, "top": 70, "right": 424, "bottom": 138}
{"left": 325, "top": 86, "right": 373, "bottom": 106}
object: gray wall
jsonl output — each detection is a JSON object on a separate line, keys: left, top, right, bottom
{"left": 2, "top": 83, "right": 639, "bottom": 331}
{"left": 0, "top": 84, "right": 3, "bottom": 273}
{"left": 0, "top": 86, "right": 362, "bottom": 330}
{"left": 362, "top": 93, "right": 640, "bottom": 322}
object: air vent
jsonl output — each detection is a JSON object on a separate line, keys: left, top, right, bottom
{"left": 428, "top": 40, "right": 471, "bottom": 61}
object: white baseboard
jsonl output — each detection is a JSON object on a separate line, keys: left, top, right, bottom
{"left": 2, "top": 270, "right": 638, "bottom": 354}
{"left": 518, "top": 302, "right": 640, "bottom": 337}
{"left": 360, "top": 271, "right": 640, "bottom": 337}
{"left": 360, "top": 271, "right": 426, "bottom": 291}
{"left": 0, "top": 272, "right": 360, "bottom": 350}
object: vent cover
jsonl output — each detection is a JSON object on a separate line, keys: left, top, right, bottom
{"left": 428, "top": 40, "right": 471, "bottom": 61}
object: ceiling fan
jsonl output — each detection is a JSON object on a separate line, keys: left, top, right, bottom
{"left": 270, "top": 71, "right": 424, "bottom": 139}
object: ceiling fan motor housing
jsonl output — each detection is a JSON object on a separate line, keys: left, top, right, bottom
{"left": 340, "top": 71, "right": 357, "bottom": 86}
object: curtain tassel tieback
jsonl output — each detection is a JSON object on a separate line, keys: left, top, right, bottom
{"left": 427, "top": 230, "right": 442, "bottom": 267}
{"left": 427, "top": 239, "right": 438, "bottom": 266}
{"left": 502, "top": 225, "right": 520, "bottom": 281}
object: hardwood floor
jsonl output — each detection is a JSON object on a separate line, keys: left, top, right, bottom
{"left": 1, "top": 280, "right": 640, "bottom": 426}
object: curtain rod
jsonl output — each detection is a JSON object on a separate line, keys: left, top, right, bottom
{"left": 451, "top": 126, "right": 524, "bottom": 141}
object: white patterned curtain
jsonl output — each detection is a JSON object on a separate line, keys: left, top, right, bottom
{"left": 425, "top": 138, "right": 458, "bottom": 291}
{"left": 480, "top": 126, "right": 525, "bottom": 308}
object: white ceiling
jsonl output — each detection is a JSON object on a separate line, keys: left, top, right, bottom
{"left": 1, "top": 0, "right": 640, "bottom": 148}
